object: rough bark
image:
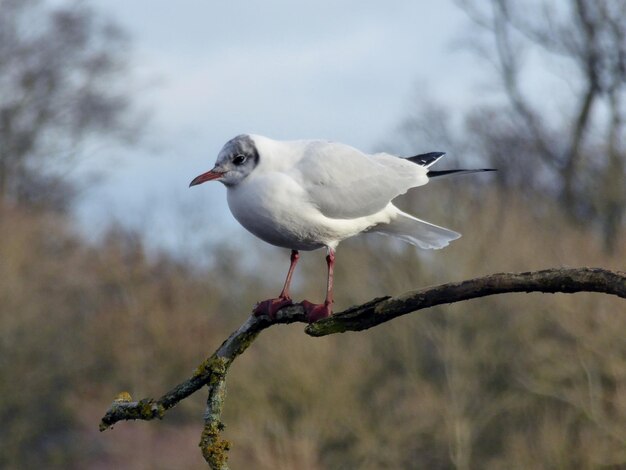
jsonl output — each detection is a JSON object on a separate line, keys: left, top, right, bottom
{"left": 99, "top": 267, "right": 626, "bottom": 469}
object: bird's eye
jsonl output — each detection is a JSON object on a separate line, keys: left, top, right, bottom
{"left": 233, "top": 154, "right": 247, "bottom": 165}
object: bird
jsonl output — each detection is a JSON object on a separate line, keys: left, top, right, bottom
{"left": 190, "top": 134, "right": 495, "bottom": 322}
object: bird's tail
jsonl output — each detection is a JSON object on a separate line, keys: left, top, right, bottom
{"left": 373, "top": 208, "right": 461, "bottom": 250}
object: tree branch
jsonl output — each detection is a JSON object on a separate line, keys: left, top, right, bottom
{"left": 99, "top": 267, "right": 625, "bottom": 469}
{"left": 306, "top": 267, "right": 625, "bottom": 336}
{"left": 100, "top": 308, "right": 308, "bottom": 468}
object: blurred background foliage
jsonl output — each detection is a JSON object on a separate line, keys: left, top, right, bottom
{"left": 1, "top": 0, "right": 625, "bottom": 468}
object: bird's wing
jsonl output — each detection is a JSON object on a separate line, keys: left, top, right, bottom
{"left": 293, "top": 141, "right": 428, "bottom": 219}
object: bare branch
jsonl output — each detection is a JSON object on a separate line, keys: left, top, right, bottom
{"left": 100, "top": 267, "right": 625, "bottom": 469}
{"left": 306, "top": 267, "right": 625, "bottom": 336}
{"left": 99, "top": 310, "right": 307, "bottom": 432}
{"left": 489, "top": 0, "right": 560, "bottom": 166}
{"left": 100, "top": 309, "right": 308, "bottom": 469}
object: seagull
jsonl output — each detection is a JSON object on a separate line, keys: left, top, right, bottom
{"left": 190, "top": 134, "right": 494, "bottom": 322}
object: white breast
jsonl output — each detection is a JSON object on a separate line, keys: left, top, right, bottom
{"left": 226, "top": 171, "right": 388, "bottom": 251}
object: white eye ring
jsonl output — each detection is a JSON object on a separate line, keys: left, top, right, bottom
{"left": 233, "top": 154, "right": 247, "bottom": 165}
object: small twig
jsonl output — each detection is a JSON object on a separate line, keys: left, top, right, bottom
{"left": 99, "top": 267, "right": 626, "bottom": 469}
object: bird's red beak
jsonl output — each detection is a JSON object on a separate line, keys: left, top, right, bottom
{"left": 189, "top": 168, "right": 224, "bottom": 187}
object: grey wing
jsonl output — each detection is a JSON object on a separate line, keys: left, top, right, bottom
{"left": 294, "top": 142, "right": 428, "bottom": 219}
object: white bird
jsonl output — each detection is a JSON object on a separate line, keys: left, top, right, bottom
{"left": 190, "top": 134, "right": 494, "bottom": 322}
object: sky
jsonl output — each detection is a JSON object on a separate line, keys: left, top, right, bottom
{"left": 76, "top": 1, "right": 484, "bottom": 255}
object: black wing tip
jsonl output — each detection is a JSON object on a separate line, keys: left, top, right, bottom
{"left": 427, "top": 168, "right": 497, "bottom": 178}
{"left": 406, "top": 151, "right": 446, "bottom": 167}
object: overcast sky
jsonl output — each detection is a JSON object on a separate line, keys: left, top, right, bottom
{"left": 77, "top": 1, "right": 485, "bottom": 254}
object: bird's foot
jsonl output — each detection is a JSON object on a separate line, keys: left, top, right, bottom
{"left": 300, "top": 300, "right": 333, "bottom": 323}
{"left": 253, "top": 296, "right": 293, "bottom": 320}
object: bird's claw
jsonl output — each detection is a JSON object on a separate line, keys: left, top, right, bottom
{"left": 253, "top": 297, "right": 293, "bottom": 319}
{"left": 300, "top": 300, "right": 333, "bottom": 323}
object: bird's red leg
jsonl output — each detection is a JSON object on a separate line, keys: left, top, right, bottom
{"left": 300, "top": 248, "right": 335, "bottom": 323}
{"left": 279, "top": 249, "right": 299, "bottom": 299}
{"left": 253, "top": 250, "right": 299, "bottom": 319}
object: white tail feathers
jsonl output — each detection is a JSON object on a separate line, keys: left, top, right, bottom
{"left": 373, "top": 209, "right": 461, "bottom": 250}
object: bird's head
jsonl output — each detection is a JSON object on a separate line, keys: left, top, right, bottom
{"left": 189, "top": 134, "right": 259, "bottom": 188}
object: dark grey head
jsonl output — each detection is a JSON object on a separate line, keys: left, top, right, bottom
{"left": 189, "top": 134, "right": 259, "bottom": 188}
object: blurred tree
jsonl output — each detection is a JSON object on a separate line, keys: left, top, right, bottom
{"left": 456, "top": 0, "right": 626, "bottom": 253}
{"left": 0, "top": 0, "right": 139, "bottom": 213}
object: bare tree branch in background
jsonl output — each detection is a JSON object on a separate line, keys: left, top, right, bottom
{"left": 100, "top": 267, "right": 626, "bottom": 469}
{"left": 455, "top": 0, "right": 626, "bottom": 253}
{"left": 0, "top": 0, "right": 141, "bottom": 213}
